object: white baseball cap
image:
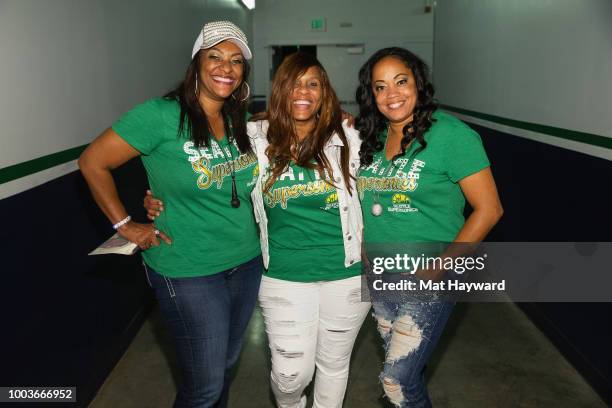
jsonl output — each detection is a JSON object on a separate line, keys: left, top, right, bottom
{"left": 191, "top": 21, "right": 252, "bottom": 60}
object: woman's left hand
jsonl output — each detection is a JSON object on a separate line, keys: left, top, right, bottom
{"left": 143, "top": 190, "right": 164, "bottom": 220}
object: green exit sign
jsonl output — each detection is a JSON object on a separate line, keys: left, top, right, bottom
{"left": 310, "top": 18, "right": 326, "bottom": 32}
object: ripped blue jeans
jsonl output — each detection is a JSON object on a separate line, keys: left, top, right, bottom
{"left": 372, "top": 298, "right": 455, "bottom": 408}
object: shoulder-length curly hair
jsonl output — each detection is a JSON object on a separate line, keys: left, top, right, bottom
{"left": 356, "top": 47, "right": 437, "bottom": 166}
{"left": 253, "top": 52, "right": 352, "bottom": 193}
{"left": 165, "top": 50, "right": 252, "bottom": 153}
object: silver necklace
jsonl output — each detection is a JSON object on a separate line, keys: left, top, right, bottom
{"left": 371, "top": 126, "right": 416, "bottom": 217}
{"left": 371, "top": 191, "right": 383, "bottom": 216}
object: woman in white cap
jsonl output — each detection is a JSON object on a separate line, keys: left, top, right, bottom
{"left": 79, "top": 21, "right": 261, "bottom": 407}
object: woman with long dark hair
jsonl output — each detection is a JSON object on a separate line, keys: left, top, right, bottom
{"left": 248, "top": 52, "right": 371, "bottom": 408}
{"left": 356, "top": 47, "right": 503, "bottom": 407}
{"left": 78, "top": 21, "right": 262, "bottom": 407}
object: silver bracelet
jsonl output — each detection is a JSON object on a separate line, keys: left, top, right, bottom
{"left": 113, "top": 215, "right": 131, "bottom": 230}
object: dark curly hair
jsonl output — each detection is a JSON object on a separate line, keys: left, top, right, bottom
{"left": 356, "top": 47, "right": 437, "bottom": 166}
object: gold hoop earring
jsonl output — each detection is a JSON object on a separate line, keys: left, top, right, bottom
{"left": 241, "top": 82, "right": 250, "bottom": 102}
{"left": 232, "top": 82, "right": 250, "bottom": 102}
{"left": 194, "top": 73, "right": 199, "bottom": 96}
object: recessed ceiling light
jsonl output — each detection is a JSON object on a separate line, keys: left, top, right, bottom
{"left": 241, "top": 0, "right": 255, "bottom": 10}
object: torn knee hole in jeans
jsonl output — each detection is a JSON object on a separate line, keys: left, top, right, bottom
{"left": 387, "top": 314, "right": 423, "bottom": 361}
{"left": 275, "top": 345, "right": 304, "bottom": 359}
{"left": 326, "top": 328, "right": 350, "bottom": 333}
{"left": 375, "top": 316, "right": 393, "bottom": 337}
{"left": 272, "top": 371, "right": 301, "bottom": 393}
{"left": 260, "top": 296, "right": 292, "bottom": 306}
{"left": 382, "top": 377, "right": 405, "bottom": 406}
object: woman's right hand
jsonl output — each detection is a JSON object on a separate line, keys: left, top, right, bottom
{"left": 117, "top": 221, "right": 171, "bottom": 250}
{"left": 144, "top": 190, "right": 164, "bottom": 220}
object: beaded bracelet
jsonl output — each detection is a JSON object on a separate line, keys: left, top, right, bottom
{"left": 113, "top": 215, "right": 131, "bottom": 230}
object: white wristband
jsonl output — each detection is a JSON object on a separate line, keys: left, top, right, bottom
{"left": 113, "top": 215, "right": 131, "bottom": 230}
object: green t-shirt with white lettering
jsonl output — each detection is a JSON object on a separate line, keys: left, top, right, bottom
{"left": 112, "top": 97, "right": 260, "bottom": 277}
{"left": 358, "top": 111, "right": 490, "bottom": 244}
{"left": 263, "top": 163, "right": 361, "bottom": 282}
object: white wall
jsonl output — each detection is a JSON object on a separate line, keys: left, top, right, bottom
{"left": 434, "top": 0, "right": 612, "bottom": 139}
{"left": 252, "top": 0, "right": 434, "bottom": 107}
{"left": 0, "top": 0, "right": 252, "bottom": 171}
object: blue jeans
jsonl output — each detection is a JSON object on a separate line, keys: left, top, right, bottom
{"left": 144, "top": 256, "right": 263, "bottom": 408}
{"left": 372, "top": 297, "right": 454, "bottom": 408}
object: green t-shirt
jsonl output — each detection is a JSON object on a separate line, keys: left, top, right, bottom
{"left": 358, "top": 111, "right": 490, "bottom": 244}
{"left": 112, "top": 97, "right": 260, "bottom": 277}
{"left": 263, "top": 163, "right": 361, "bottom": 282}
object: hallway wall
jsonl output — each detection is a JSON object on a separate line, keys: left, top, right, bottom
{"left": 433, "top": 0, "right": 612, "bottom": 403}
{"left": 0, "top": 1, "right": 252, "bottom": 405}
{"left": 0, "top": 0, "right": 251, "bottom": 199}
{"left": 251, "top": 0, "right": 434, "bottom": 110}
{"left": 434, "top": 0, "right": 612, "bottom": 160}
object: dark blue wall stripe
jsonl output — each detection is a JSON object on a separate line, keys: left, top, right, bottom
{"left": 0, "top": 159, "right": 152, "bottom": 407}
{"left": 468, "top": 120, "right": 612, "bottom": 405}
{"left": 443, "top": 105, "right": 612, "bottom": 150}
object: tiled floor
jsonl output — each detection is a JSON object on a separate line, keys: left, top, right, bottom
{"left": 91, "top": 303, "right": 606, "bottom": 407}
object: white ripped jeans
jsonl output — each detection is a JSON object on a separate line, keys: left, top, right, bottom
{"left": 259, "top": 275, "right": 371, "bottom": 408}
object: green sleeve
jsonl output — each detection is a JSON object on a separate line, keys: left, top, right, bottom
{"left": 112, "top": 98, "right": 166, "bottom": 155}
{"left": 442, "top": 121, "right": 490, "bottom": 183}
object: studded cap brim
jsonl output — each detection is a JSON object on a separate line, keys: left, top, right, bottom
{"left": 191, "top": 21, "right": 252, "bottom": 60}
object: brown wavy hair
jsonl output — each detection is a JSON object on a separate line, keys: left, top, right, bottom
{"left": 252, "top": 52, "right": 352, "bottom": 193}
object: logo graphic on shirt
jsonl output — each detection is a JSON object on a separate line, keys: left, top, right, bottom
{"left": 321, "top": 192, "right": 339, "bottom": 211}
{"left": 392, "top": 193, "right": 410, "bottom": 204}
{"left": 183, "top": 141, "right": 256, "bottom": 189}
{"left": 357, "top": 156, "right": 426, "bottom": 215}
{"left": 264, "top": 167, "right": 335, "bottom": 209}
{"left": 357, "top": 158, "right": 426, "bottom": 199}
{"left": 389, "top": 193, "right": 418, "bottom": 213}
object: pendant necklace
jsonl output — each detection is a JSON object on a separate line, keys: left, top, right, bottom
{"left": 371, "top": 191, "right": 383, "bottom": 216}
{"left": 371, "top": 161, "right": 397, "bottom": 217}
{"left": 371, "top": 125, "right": 416, "bottom": 217}
{"left": 218, "top": 123, "right": 241, "bottom": 208}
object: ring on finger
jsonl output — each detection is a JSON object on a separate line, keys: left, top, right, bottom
{"left": 154, "top": 229, "right": 160, "bottom": 236}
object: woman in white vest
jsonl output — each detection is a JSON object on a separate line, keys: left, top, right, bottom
{"left": 247, "top": 52, "right": 370, "bottom": 408}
